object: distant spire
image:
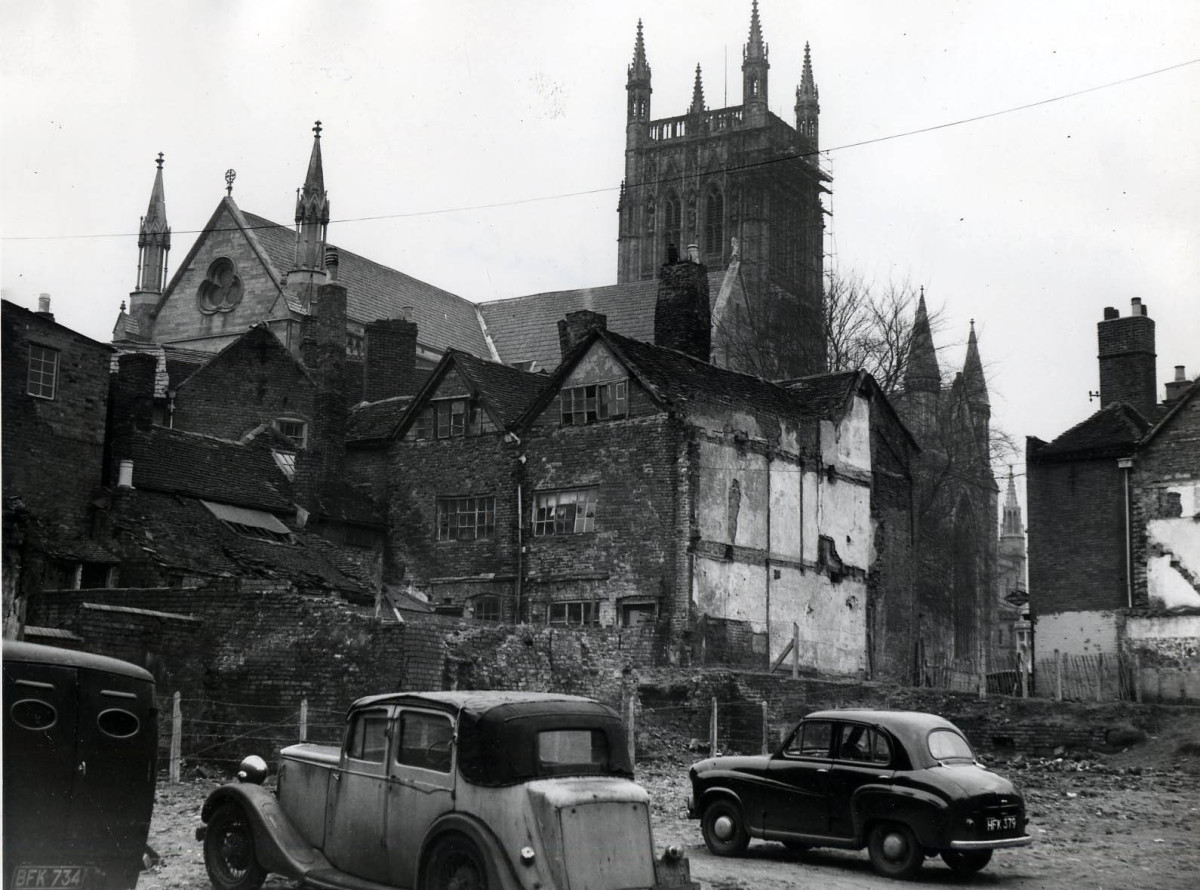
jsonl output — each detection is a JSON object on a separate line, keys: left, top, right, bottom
{"left": 963, "top": 319, "right": 990, "bottom": 409}
{"left": 629, "top": 19, "right": 650, "bottom": 82}
{"left": 904, "top": 289, "right": 941, "bottom": 394}
{"left": 690, "top": 64, "right": 706, "bottom": 114}
{"left": 1002, "top": 467, "right": 1024, "bottom": 537}
{"left": 795, "top": 41, "right": 820, "bottom": 147}
{"left": 293, "top": 121, "right": 330, "bottom": 278}
{"left": 746, "top": 0, "right": 766, "bottom": 60}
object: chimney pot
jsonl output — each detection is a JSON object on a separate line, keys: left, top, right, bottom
{"left": 117, "top": 460, "right": 135, "bottom": 490}
{"left": 687, "top": 243, "right": 700, "bottom": 263}
{"left": 1176, "top": 365, "right": 1187, "bottom": 382}
{"left": 401, "top": 306, "right": 413, "bottom": 322}
{"left": 324, "top": 246, "right": 339, "bottom": 280}
{"left": 1103, "top": 306, "right": 1119, "bottom": 320}
{"left": 37, "top": 293, "right": 51, "bottom": 313}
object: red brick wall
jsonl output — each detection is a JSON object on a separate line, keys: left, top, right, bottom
{"left": 1027, "top": 456, "right": 1128, "bottom": 614}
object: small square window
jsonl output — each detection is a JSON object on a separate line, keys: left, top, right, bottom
{"left": 27, "top": 344, "right": 59, "bottom": 399}
{"left": 473, "top": 596, "right": 501, "bottom": 622}
{"left": 274, "top": 419, "right": 307, "bottom": 448}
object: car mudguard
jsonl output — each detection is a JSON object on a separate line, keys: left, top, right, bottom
{"left": 853, "top": 786, "right": 950, "bottom": 848}
{"left": 201, "top": 783, "right": 333, "bottom": 879}
{"left": 415, "top": 813, "right": 531, "bottom": 890}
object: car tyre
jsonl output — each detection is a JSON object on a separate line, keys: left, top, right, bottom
{"left": 203, "top": 804, "right": 266, "bottom": 890}
{"left": 867, "top": 821, "right": 923, "bottom": 880}
{"left": 422, "top": 834, "right": 488, "bottom": 890}
{"left": 941, "top": 849, "right": 993, "bottom": 876}
{"left": 701, "top": 799, "right": 750, "bottom": 856}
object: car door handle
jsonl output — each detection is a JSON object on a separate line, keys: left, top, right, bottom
{"left": 816, "top": 768, "right": 829, "bottom": 774}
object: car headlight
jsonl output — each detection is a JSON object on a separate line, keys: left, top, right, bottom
{"left": 662, "top": 845, "right": 683, "bottom": 862}
{"left": 519, "top": 846, "right": 536, "bottom": 866}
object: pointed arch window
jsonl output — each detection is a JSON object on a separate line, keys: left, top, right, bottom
{"left": 663, "top": 192, "right": 682, "bottom": 262}
{"left": 198, "top": 257, "right": 243, "bottom": 313}
{"left": 704, "top": 186, "right": 724, "bottom": 259}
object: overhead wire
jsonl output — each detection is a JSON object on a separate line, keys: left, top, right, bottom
{"left": 4, "top": 56, "right": 1198, "bottom": 244}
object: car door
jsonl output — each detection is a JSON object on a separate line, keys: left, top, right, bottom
{"left": 385, "top": 708, "right": 457, "bottom": 887}
{"left": 324, "top": 706, "right": 393, "bottom": 881}
{"left": 762, "top": 719, "right": 834, "bottom": 837}
{"left": 826, "top": 722, "right": 895, "bottom": 839}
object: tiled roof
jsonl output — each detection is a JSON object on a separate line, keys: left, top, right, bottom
{"left": 241, "top": 212, "right": 490, "bottom": 356}
{"left": 131, "top": 427, "right": 293, "bottom": 511}
{"left": 1030, "top": 402, "right": 1152, "bottom": 462}
{"left": 477, "top": 272, "right": 727, "bottom": 369}
{"left": 450, "top": 351, "right": 551, "bottom": 426}
{"left": 781, "top": 371, "right": 864, "bottom": 417}
{"left": 109, "top": 490, "right": 373, "bottom": 600}
{"left": 347, "top": 396, "right": 412, "bottom": 443}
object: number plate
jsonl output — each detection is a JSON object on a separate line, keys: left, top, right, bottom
{"left": 985, "top": 815, "right": 1019, "bottom": 833}
{"left": 12, "top": 867, "right": 91, "bottom": 889}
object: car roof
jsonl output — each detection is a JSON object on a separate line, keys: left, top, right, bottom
{"left": 2, "top": 640, "right": 155, "bottom": 682}
{"left": 349, "top": 690, "right": 604, "bottom": 718}
{"left": 803, "top": 709, "right": 963, "bottom": 749}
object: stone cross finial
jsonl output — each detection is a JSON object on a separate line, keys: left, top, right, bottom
{"left": 313, "top": 120, "right": 323, "bottom": 138}
{"left": 155, "top": 152, "right": 164, "bottom": 170}
{"left": 225, "top": 168, "right": 236, "bottom": 195}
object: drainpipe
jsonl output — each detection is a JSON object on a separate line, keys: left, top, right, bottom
{"left": 515, "top": 482, "right": 523, "bottom": 622}
{"left": 1117, "top": 457, "right": 1134, "bottom": 609}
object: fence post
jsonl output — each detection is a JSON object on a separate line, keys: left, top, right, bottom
{"left": 761, "top": 701, "right": 769, "bottom": 755}
{"left": 300, "top": 699, "right": 308, "bottom": 742}
{"left": 1095, "top": 654, "right": 1104, "bottom": 701}
{"left": 709, "top": 697, "right": 718, "bottom": 755}
{"left": 1018, "top": 650, "right": 1028, "bottom": 698}
{"left": 792, "top": 623, "right": 799, "bottom": 679}
{"left": 1134, "top": 651, "right": 1143, "bottom": 703}
{"left": 622, "top": 687, "right": 636, "bottom": 766}
{"left": 1054, "top": 650, "right": 1063, "bottom": 702}
{"left": 978, "top": 665, "right": 987, "bottom": 699}
{"left": 169, "top": 692, "right": 182, "bottom": 784}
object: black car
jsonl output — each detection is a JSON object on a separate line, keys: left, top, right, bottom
{"left": 688, "top": 709, "right": 1030, "bottom": 880}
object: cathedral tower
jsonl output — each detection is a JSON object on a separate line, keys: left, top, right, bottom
{"left": 616, "top": 2, "right": 829, "bottom": 379}
{"left": 128, "top": 153, "right": 171, "bottom": 337}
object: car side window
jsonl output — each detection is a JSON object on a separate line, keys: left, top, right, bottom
{"left": 396, "top": 711, "right": 454, "bottom": 773}
{"left": 836, "top": 725, "right": 893, "bottom": 765}
{"left": 345, "top": 710, "right": 389, "bottom": 763}
{"left": 785, "top": 720, "right": 833, "bottom": 758}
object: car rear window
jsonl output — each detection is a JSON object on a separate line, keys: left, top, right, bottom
{"left": 537, "top": 729, "right": 609, "bottom": 775}
{"left": 928, "top": 729, "right": 974, "bottom": 761}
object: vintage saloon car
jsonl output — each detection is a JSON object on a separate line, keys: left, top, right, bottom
{"left": 688, "top": 709, "right": 1031, "bottom": 880}
{"left": 200, "top": 691, "right": 696, "bottom": 890}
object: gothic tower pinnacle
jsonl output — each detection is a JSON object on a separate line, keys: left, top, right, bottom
{"left": 626, "top": 19, "right": 652, "bottom": 130}
{"left": 128, "top": 152, "right": 171, "bottom": 337}
{"left": 742, "top": 0, "right": 769, "bottom": 125}
{"left": 291, "top": 121, "right": 331, "bottom": 308}
{"left": 902, "top": 289, "right": 942, "bottom": 440}
{"left": 963, "top": 320, "right": 990, "bottom": 413}
{"left": 795, "top": 41, "right": 820, "bottom": 151}
{"left": 690, "top": 64, "right": 706, "bottom": 115}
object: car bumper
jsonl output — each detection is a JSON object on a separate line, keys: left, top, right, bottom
{"left": 950, "top": 835, "right": 1032, "bottom": 851}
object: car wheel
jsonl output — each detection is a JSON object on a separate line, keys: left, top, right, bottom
{"left": 701, "top": 799, "right": 750, "bottom": 856}
{"left": 942, "top": 849, "right": 993, "bottom": 875}
{"left": 867, "top": 822, "right": 924, "bottom": 880}
{"left": 423, "top": 834, "right": 488, "bottom": 890}
{"left": 203, "top": 804, "right": 266, "bottom": 890}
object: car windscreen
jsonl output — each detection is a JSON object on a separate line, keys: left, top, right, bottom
{"left": 927, "top": 728, "right": 974, "bottom": 761}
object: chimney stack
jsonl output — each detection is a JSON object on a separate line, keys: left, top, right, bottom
{"left": 1164, "top": 365, "right": 1192, "bottom": 405}
{"left": 557, "top": 310, "right": 608, "bottom": 361}
{"left": 654, "top": 251, "right": 711, "bottom": 363}
{"left": 1097, "top": 299, "right": 1157, "bottom": 417}
{"left": 107, "top": 352, "right": 157, "bottom": 487}
{"left": 363, "top": 316, "right": 419, "bottom": 401}
{"left": 294, "top": 280, "right": 347, "bottom": 513}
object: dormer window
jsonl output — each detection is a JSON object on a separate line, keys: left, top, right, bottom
{"left": 274, "top": 418, "right": 308, "bottom": 448}
{"left": 410, "top": 398, "right": 496, "bottom": 440}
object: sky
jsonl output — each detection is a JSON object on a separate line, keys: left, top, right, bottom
{"left": 3, "top": 0, "right": 1199, "bottom": 509}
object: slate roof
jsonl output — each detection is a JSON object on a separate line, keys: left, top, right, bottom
{"left": 476, "top": 271, "right": 727, "bottom": 369}
{"left": 347, "top": 396, "right": 413, "bottom": 444}
{"left": 1142, "top": 377, "right": 1200, "bottom": 448}
{"left": 449, "top": 351, "right": 551, "bottom": 426}
{"left": 1029, "top": 402, "right": 1153, "bottom": 462}
{"left": 781, "top": 371, "right": 865, "bottom": 417}
{"left": 241, "top": 212, "right": 490, "bottom": 356}
{"left": 131, "top": 427, "right": 293, "bottom": 512}
{"left": 108, "top": 489, "right": 374, "bottom": 601}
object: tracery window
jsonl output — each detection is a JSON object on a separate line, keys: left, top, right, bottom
{"left": 704, "top": 186, "right": 724, "bottom": 259}
{"left": 663, "top": 192, "right": 682, "bottom": 261}
{"left": 198, "top": 257, "right": 243, "bottom": 313}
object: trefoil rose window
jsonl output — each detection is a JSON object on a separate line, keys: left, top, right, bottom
{"left": 198, "top": 257, "right": 244, "bottom": 313}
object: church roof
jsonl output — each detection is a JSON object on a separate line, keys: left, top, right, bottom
{"left": 476, "top": 272, "right": 727, "bottom": 370}
{"left": 240, "top": 211, "right": 491, "bottom": 356}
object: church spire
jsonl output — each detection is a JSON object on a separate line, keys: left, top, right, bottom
{"left": 292, "top": 121, "right": 331, "bottom": 304}
{"left": 126, "top": 153, "right": 171, "bottom": 341}
{"left": 905, "top": 289, "right": 941, "bottom": 394}
{"left": 690, "top": 64, "right": 706, "bottom": 114}
{"left": 963, "top": 319, "right": 990, "bottom": 410}
{"left": 1002, "top": 467, "right": 1024, "bottom": 537}
{"left": 742, "top": 0, "right": 770, "bottom": 124}
{"left": 795, "top": 41, "right": 820, "bottom": 149}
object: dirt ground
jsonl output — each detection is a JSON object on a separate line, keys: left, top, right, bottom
{"left": 139, "top": 710, "right": 1200, "bottom": 890}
